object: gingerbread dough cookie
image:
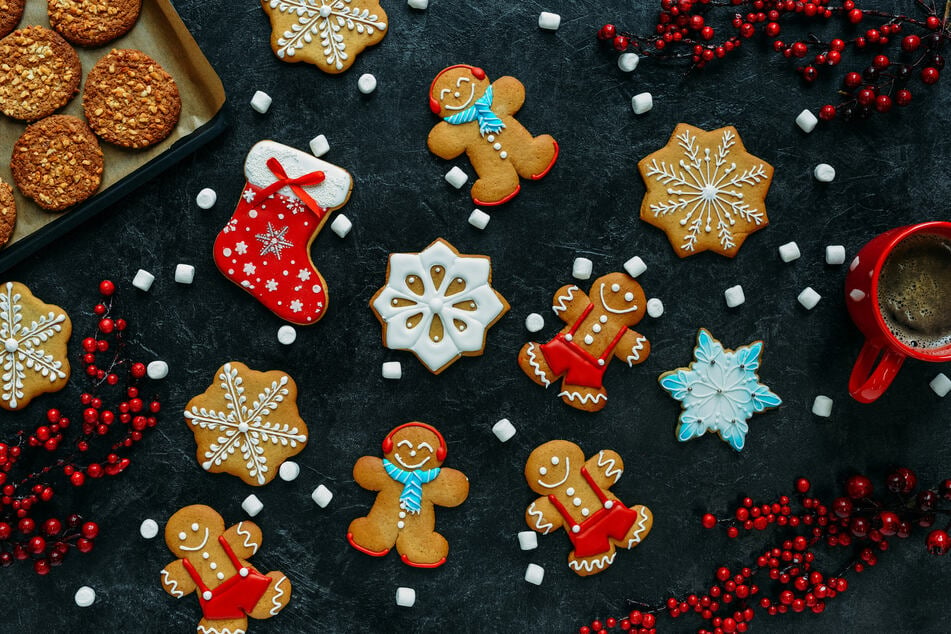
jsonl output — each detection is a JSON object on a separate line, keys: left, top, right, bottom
{"left": 0, "top": 0, "right": 25, "bottom": 38}
{"left": 0, "top": 179, "right": 16, "bottom": 249}
{"left": 427, "top": 65, "right": 558, "bottom": 206}
{"left": 0, "top": 26, "right": 81, "bottom": 121}
{"left": 161, "top": 505, "right": 291, "bottom": 634}
{"left": 347, "top": 423, "right": 469, "bottom": 568}
{"left": 524, "top": 440, "right": 652, "bottom": 576}
{"left": 518, "top": 272, "right": 650, "bottom": 412}
{"left": 48, "top": 0, "right": 142, "bottom": 47}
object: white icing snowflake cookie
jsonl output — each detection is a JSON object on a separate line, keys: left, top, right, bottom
{"left": 184, "top": 362, "right": 308, "bottom": 486}
{"left": 370, "top": 238, "right": 509, "bottom": 374}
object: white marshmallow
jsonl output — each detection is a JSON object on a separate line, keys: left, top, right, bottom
{"left": 518, "top": 531, "right": 538, "bottom": 551}
{"left": 814, "top": 163, "right": 836, "bottom": 183}
{"left": 538, "top": 11, "right": 561, "bottom": 30}
{"left": 930, "top": 373, "right": 951, "bottom": 397}
{"left": 396, "top": 587, "right": 416, "bottom": 607}
{"left": 445, "top": 166, "right": 468, "bottom": 189}
{"left": 492, "top": 418, "right": 516, "bottom": 442}
{"left": 825, "top": 245, "right": 846, "bottom": 265}
{"left": 139, "top": 518, "right": 159, "bottom": 540}
{"left": 812, "top": 395, "right": 834, "bottom": 417}
{"left": 279, "top": 461, "right": 300, "bottom": 482}
{"left": 241, "top": 494, "right": 264, "bottom": 517}
{"left": 250, "top": 90, "right": 272, "bottom": 114}
{"left": 74, "top": 586, "right": 96, "bottom": 608}
{"left": 174, "top": 263, "right": 195, "bottom": 284}
{"left": 132, "top": 269, "right": 155, "bottom": 292}
{"left": 277, "top": 325, "right": 297, "bottom": 345}
{"left": 623, "top": 255, "right": 647, "bottom": 278}
{"left": 572, "top": 257, "right": 593, "bottom": 280}
{"left": 468, "top": 209, "right": 490, "bottom": 230}
{"left": 724, "top": 285, "right": 745, "bottom": 308}
{"left": 646, "top": 298, "right": 664, "bottom": 318}
{"left": 796, "top": 109, "right": 818, "bottom": 133}
{"left": 778, "top": 241, "right": 801, "bottom": 263}
{"left": 331, "top": 214, "right": 352, "bottom": 238}
{"left": 308, "top": 134, "right": 330, "bottom": 158}
{"left": 357, "top": 73, "right": 377, "bottom": 94}
{"left": 525, "top": 563, "right": 545, "bottom": 585}
{"left": 407, "top": 0, "right": 428, "bottom": 9}
{"left": 631, "top": 92, "right": 653, "bottom": 115}
{"left": 382, "top": 361, "right": 402, "bottom": 380}
{"left": 525, "top": 312, "right": 545, "bottom": 333}
{"left": 311, "top": 484, "right": 333, "bottom": 508}
{"left": 195, "top": 188, "right": 217, "bottom": 209}
{"left": 146, "top": 360, "right": 168, "bottom": 380}
{"left": 617, "top": 52, "right": 639, "bottom": 72}
{"left": 798, "top": 287, "right": 821, "bottom": 310}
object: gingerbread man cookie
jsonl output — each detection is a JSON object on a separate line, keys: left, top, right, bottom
{"left": 518, "top": 273, "right": 650, "bottom": 412}
{"left": 427, "top": 65, "right": 558, "bottom": 206}
{"left": 524, "top": 440, "right": 652, "bottom": 576}
{"left": 161, "top": 505, "right": 291, "bottom": 634}
{"left": 347, "top": 423, "right": 469, "bottom": 568}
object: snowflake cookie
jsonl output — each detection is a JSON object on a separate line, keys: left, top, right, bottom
{"left": 0, "top": 282, "right": 71, "bottom": 411}
{"left": 185, "top": 362, "right": 308, "bottom": 486}
{"left": 659, "top": 329, "right": 781, "bottom": 452}
{"left": 261, "top": 0, "right": 388, "bottom": 74}
{"left": 370, "top": 238, "right": 509, "bottom": 374}
{"left": 638, "top": 124, "right": 774, "bottom": 258}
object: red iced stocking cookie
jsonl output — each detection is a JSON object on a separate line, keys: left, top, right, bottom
{"left": 517, "top": 272, "right": 650, "bottom": 412}
{"left": 214, "top": 141, "right": 353, "bottom": 325}
{"left": 427, "top": 65, "right": 558, "bottom": 206}
{"left": 160, "top": 505, "right": 291, "bottom": 634}
{"left": 524, "top": 440, "right": 653, "bottom": 576}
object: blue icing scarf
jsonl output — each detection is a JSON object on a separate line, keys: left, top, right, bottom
{"left": 383, "top": 459, "right": 441, "bottom": 514}
{"left": 443, "top": 85, "right": 505, "bottom": 137}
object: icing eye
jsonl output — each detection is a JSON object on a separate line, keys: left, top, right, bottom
{"left": 191, "top": 523, "right": 199, "bottom": 532}
{"left": 551, "top": 456, "right": 560, "bottom": 465}
{"left": 611, "top": 284, "right": 621, "bottom": 292}
{"left": 178, "top": 532, "right": 187, "bottom": 541}
{"left": 624, "top": 292, "right": 634, "bottom": 302}
{"left": 539, "top": 467, "right": 548, "bottom": 475}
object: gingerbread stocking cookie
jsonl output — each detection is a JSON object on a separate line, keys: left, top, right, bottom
{"left": 214, "top": 141, "right": 353, "bottom": 325}
{"left": 160, "top": 505, "right": 291, "bottom": 634}
{"left": 347, "top": 423, "right": 469, "bottom": 568}
{"left": 518, "top": 273, "right": 650, "bottom": 412}
{"left": 524, "top": 441, "right": 653, "bottom": 576}
{"left": 427, "top": 65, "right": 558, "bottom": 206}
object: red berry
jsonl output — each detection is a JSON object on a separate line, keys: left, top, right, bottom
{"left": 926, "top": 529, "right": 951, "bottom": 555}
{"left": 795, "top": 478, "right": 810, "bottom": 493}
{"left": 886, "top": 467, "right": 918, "bottom": 494}
{"left": 874, "top": 94, "right": 893, "bottom": 113}
{"left": 902, "top": 34, "right": 921, "bottom": 52}
{"left": 872, "top": 55, "right": 890, "bottom": 70}
{"left": 856, "top": 88, "right": 876, "bottom": 105}
{"left": 832, "top": 497, "right": 853, "bottom": 518}
{"left": 598, "top": 24, "right": 616, "bottom": 41}
{"left": 98, "top": 280, "right": 115, "bottom": 296}
{"left": 877, "top": 511, "right": 900, "bottom": 535}
{"left": 98, "top": 318, "right": 115, "bottom": 334}
{"left": 927, "top": 16, "right": 941, "bottom": 31}
{"left": 846, "top": 475, "right": 873, "bottom": 499}
{"left": 844, "top": 72, "right": 862, "bottom": 89}
{"left": 896, "top": 89, "right": 913, "bottom": 106}
{"left": 702, "top": 513, "right": 718, "bottom": 529}
{"left": 848, "top": 8, "right": 863, "bottom": 24}
{"left": 922, "top": 67, "right": 940, "bottom": 85}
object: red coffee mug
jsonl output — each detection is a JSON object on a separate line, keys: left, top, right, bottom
{"left": 845, "top": 221, "right": 951, "bottom": 403}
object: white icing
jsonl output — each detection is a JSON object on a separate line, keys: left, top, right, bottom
{"left": 245, "top": 140, "right": 352, "bottom": 209}
{"left": 552, "top": 285, "right": 579, "bottom": 315}
{"left": 209, "top": 562, "right": 217, "bottom": 570}
{"left": 525, "top": 342, "right": 551, "bottom": 387}
{"left": 270, "top": 575, "right": 288, "bottom": 615}
{"left": 216, "top": 572, "right": 225, "bottom": 580}
{"left": 596, "top": 451, "right": 623, "bottom": 483}
{"left": 527, "top": 502, "right": 553, "bottom": 534}
{"left": 599, "top": 284, "right": 638, "bottom": 314}
{"left": 565, "top": 487, "right": 575, "bottom": 496}
{"left": 572, "top": 497, "right": 582, "bottom": 506}
{"left": 559, "top": 390, "right": 607, "bottom": 405}
{"left": 271, "top": 0, "right": 387, "bottom": 71}
{"left": 626, "top": 506, "right": 651, "bottom": 548}
{"left": 584, "top": 335, "right": 594, "bottom": 345}
{"left": 394, "top": 452, "right": 430, "bottom": 470}
{"left": 236, "top": 522, "right": 260, "bottom": 555}
{"left": 178, "top": 528, "right": 209, "bottom": 552}
{"left": 161, "top": 569, "right": 184, "bottom": 598}
{"left": 625, "top": 336, "right": 648, "bottom": 367}
{"left": 569, "top": 551, "right": 617, "bottom": 573}
{"left": 536, "top": 456, "right": 570, "bottom": 489}
{"left": 197, "top": 626, "right": 246, "bottom": 634}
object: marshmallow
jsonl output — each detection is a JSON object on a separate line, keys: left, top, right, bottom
{"left": 930, "top": 373, "right": 951, "bottom": 397}
{"left": 382, "top": 361, "right": 402, "bottom": 380}
{"left": 407, "top": 0, "right": 428, "bottom": 9}
{"left": 617, "top": 52, "right": 639, "bottom": 72}
{"left": 646, "top": 298, "right": 664, "bottom": 318}
{"left": 778, "top": 241, "right": 801, "bottom": 263}
{"left": 631, "top": 92, "right": 653, "bottom": 115}
{"left": 195, "top": 188, "right": 217, "bottom": 209}
{"left": 445, "top": 166, "right": 468, "bottom": 189}
{"left": 309, "top": 134, "right": 330, "bottom": 157}
{"left": 139, "top": 518, "right": 159, "bottom": 540}
{"left": 277, "top": 325, "right": 297, "bottom": 345}
{"left": 331, "top": 214, "right": 352, "bottom": 238}
{"left": 174, "top": 263, "right": 195, "bottom": 284}
{"left": 250, "top": 90, "right": 272, "bottom": 114}
{"left": 525, "top": 563, "right": 545, "bottom": 585}
{"left": 518, "top": 531, "right": 538, "bottom": 551}
{"left": 825, "top": 245, "right": 846, "bottom": 265}
{"left": 623, "top": 255, "right": 646, "bottom": 278}
{"left": 492, "top": 418, "right": 516, "bottom": 442}
{"left": 796, "top": 109, "right": 818, "bottom": 133}
{"left": 396, "top": 587, "right": 416, "bottom": 607}
{"left": 525, "top": 312, "right": 545, "bottom": 333}
{"left": 132, "top": 269, "right": 155, "bottom": 292}
{"left": 468, "top": 209, "right": 490, "bottom": 230}
{"left": 74, "top": 586, "right": 96, "bottom": 608}
{"left": 724, "top": 285, "right": 745, "bottom": 308}
{"left": 798, "top": 287, "right": 821, "bottom": 310}
{"left": 241, "top": 494, "right": 263, "bottom": 517}
{"left": 357, "top": 73, "right": 377, "bottom": 94}
{"left": 812, "top": 395, "right": 834, "bottom": 418}
{"left": 814, "top": 163, "right": 836, "bottom": 183}
{"left": 311, "top": 484, "right": 333, "bottom": 508}
{"left": 572, "top": 257, "right": 593, "bottom": 280}
{"left": 146, "top": 360, "right": 168, "bottom": 380}
{"left": 538, "top": 11, "right": 561, "bottom": 31}
{"left": 279, "top": 461, "right": 300, "bottom": 482}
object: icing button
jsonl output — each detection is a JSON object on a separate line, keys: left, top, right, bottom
{"left": 399, "top": 511, "right": 406, "bottom": 519}
{"left": 239, "top": 567, "right": 249, "bottom": 577}
{"left": 487, "top": 135, "right": 495, "bottom": 142}
{"left": 599, "top": 315, "right": 608, "bottom": 324}
{"left": 592, "top": 324, "right": 602, "bottom": 333}
{"left": 202, "top": 591, "right": 213, "bottom": 601}
{"left": 216, "top": 572, "right": 225, "bottom": 580}
{"left": 581, "top": 508, "right": 590, "bottom": 517}
{"left": 202, "top": 552, "right": 210, "bottom": 559}
{"left": 499, "top": 151, "right": 508, "bottom": 159}
{"left": 397, "top": 521, "right": 405, "bottom": 529}
{"left": 4, "top": 338, "right": 17, "bottom": 353}
{"left": 597, "top": 359, "right": 605, "bottom": 366}
{"left": 584, "top": 335, "right": 594, "bottom": 345}
{"left": 571, "top": 525, "right": 580, "bottom": 534}
{"left": 319, "top": 5, "right": 331, "bottom": 16}
{"left": 565, "top": 334, "right": 573, "bottom": 342}
{"left": 493, "top": 143, "right": 502, "bottom": 150}
{"left": 604, "top": 500, "right": 614, "bottom": 509}
{"left": 565, "top": 487, "right": 575, "bottom": 496}
{"left": 572, "top": 497, "right": 582, "bottom": 507}
{"left": 209, "top": 562, "right": 217, "bottom": 570}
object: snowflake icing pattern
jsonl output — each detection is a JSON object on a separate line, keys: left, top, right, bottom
{"left": 659, "top": 329, "right": 781, "bottom": 451}
{"left": 184, "top": 363, "right": 307, "bottom": 485}
{"left": 255, "top": 223, "right": 294, "bottom": 259}
{"left": 639, "top": 124, "right": 773, "bottom": 257}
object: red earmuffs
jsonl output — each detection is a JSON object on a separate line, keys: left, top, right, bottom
{"left": 382, "top": 422, "right": 448, "bottom": 461}
{"left": 428, "top": 65, "right": 486, "bottom": 114}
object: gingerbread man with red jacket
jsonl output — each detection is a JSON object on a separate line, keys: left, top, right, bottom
{"left": 518, "top": 272, "right": 651, "bottom": 412}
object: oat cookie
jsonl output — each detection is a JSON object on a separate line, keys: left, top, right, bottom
{"left": 0, "top": 0, "right": 25, "bottom": 38}
{"left": 0, "top": 179, "right": 15, "bottom": 249}
{"left": 0, "top": 26, "right": 81, "bottom": 121}
{"left": 48, "top": 0, "right": 141, "bottom": 47}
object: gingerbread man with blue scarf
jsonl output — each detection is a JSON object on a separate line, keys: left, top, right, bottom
{"left": 427, "top": 65, "right": 558, "bottom": 206}
{"left": 347, "top": 423, "right": 469, "bottom": 568}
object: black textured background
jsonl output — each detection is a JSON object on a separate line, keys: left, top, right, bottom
{"left": 2, "top": 0, "right": 951, "bottom": 632}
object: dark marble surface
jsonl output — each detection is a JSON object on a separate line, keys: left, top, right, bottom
{"left": 2, "top": 0, "right": 950, "bottom": 632}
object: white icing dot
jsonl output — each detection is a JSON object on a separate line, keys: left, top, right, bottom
{"left": 599, "top": 315, "right": 608, "bottom": 324}
{"left": 565, "top": 487, "right": 575, "bottom": 496}
{"left": 487, "top": 135, "right": 495, "bottom": 142}
{"left": 539, "top": 466, "right": 547, "bottom": 475}
{"left": 592, "top": 324, "right": 602, "bottom": 333}
{"left": 493, "top": 142, "right": 502, "bottom": 150}
{"left": 581, "top": 508, "right": 590, "bottom": 517}
{"left": 584, "top": 335, "right": 594, "bottom": 345}
{"left": 572, "top": 497, "right": 582, "bottom": 506}
{"left": 209, "top": 562, "right": 217, "bottom": 570}
{"left": 397, "top": 521, "right": 405, "bottom": 529}
{"left": 238, "top": 423, "right": 249, "bottom": 433}
{"left": 216, "top": 572, "right": 225, "bottom": 580}
{"left": 611, "top": 283, "right": 621, "bottom": 292}
{"left": 202, "top": 552, "right": 210, "bottom": 559}
{"left": 239, "top": 567, "right": 249, "bottom": 577}
{"left": 572, "top": 525, "right": 580, "bottom": 534}
{"left": 550, "top": 456, "right": 559, "bottom": 465}
{"left": 3, "top": 338, "right": 17, "bottom": 353}
{"left": 248, "top": 210, "right": 258, "bottom": 219}
{"left": 604, "top": 500, "right": 614, "bottom": 509}
{"left": 139, "top": 519, "right": 159, "bottom": 539}
{"left": 203, "top": 591, "right": 213, "bottom": 601}
{"left": 399, "top": 511, "right": 406, "bottom": 519}
{"left": 624, "top": 292, "right": 634, "bottom": 302}
{"left": 178, "top": 532, "right": 187, "bottom": 541}
{"left": 499, "top": 151, "right": 508, "bottom": 159}
{"left": 191, "top": 523, "right": 199, "bottom": 532}
{"left": 222, "top": 248, "right": 232, "bottom": 257}
{"left": 565, "top": 334, "right": 573, "bottom": 342}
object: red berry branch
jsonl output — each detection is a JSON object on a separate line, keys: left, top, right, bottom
{"left": 0, "top": 280, "right": 161, "bottom": 575}
{"left": 580, "top": 468, "right": 951, "bottom": 634}
{"left": 597, "top": 1, "right": 950, "bottom": 123}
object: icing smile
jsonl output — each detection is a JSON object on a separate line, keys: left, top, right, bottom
{"left": 178, "top": 528, "right": 209, "bottom": 552}
{"left": 599, "top": 284, "right": 639, "bottom": 314}
{"left": 394, "top": 452, "right": 431, "bottom": 470}
{"left": 537, "top": 456, "right": 571, "bottom": 489}
{"left": 444, "top": 79, "right": 477, "bottom": 111}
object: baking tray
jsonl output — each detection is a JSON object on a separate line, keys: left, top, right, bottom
{"left": 0, "top": 0, "right": 228, "bottom": 273}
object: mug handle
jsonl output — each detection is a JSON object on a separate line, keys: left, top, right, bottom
{"left": 849, "top": 340, "right": 906, "bottom": 403}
